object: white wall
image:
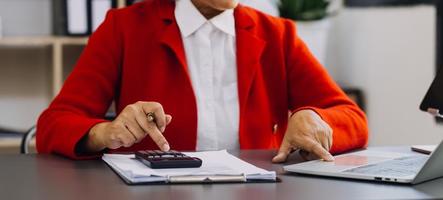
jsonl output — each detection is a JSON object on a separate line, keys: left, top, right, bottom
{"left": 326, "top": 6, "right": 443, "bottom": 146}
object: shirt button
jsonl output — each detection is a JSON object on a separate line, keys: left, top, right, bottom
{"left": 272, "top": 124, "right": 278, "bottom": 134}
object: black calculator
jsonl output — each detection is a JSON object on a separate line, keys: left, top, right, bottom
{"left": 135, "top": 150, "right": 202, "bottom": 169}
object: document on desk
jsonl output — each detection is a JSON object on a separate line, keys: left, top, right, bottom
{"left": 102, "top": 150, "right": 277, "bottom": 184}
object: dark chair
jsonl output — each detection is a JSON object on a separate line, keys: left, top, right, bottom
{"left": 21, "top": 126, "right": 36, "bottom": 154}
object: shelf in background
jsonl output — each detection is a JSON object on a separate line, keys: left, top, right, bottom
{"left": 0, "top": 36, "right": 88, "bottom": 47}
{"left": 0, "top": 36, "right": 89, "bottom": 131}
{"left": 0, "top": 36, "right": 89, "bottom": 97}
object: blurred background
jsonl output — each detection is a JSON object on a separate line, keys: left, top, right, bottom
{"left": 0, "top": 0, "right": 442, "bottom": 153}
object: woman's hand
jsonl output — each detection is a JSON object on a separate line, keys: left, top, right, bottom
{"left": 85, "top": 101, "right": 172, "bottom": 153}
{"left": 272, "top": 109, "right": 334, "bottom": 163}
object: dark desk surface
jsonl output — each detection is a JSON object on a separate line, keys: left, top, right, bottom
{"left": 1, "top": 148, "right": 442, "bottom": 200}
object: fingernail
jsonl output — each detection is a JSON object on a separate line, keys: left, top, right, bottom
{"left": 161, "top": 126, "right": 165, "bottom": 133}
{"left": 273, "top": 154, "right": 285, "bottom": 163}
{"left": 162, "top": 143, "right": 170, "bottom": 151}
{"left": 326, "top": 155, "right": 335, "bottom": 162}
{"left": 272, "top": 156, "right": 279, "bottom": 163}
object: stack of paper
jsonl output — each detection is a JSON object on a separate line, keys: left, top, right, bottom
{"left": 102, "top": 150, "right": 276, "bottom": 184}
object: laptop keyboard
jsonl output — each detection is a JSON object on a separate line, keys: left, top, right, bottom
{"left": 343, "top": 156, "right": 428, "bottom": 177}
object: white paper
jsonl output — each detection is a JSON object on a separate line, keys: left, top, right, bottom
{"left": 67, "top": 0, "right": 88, "bottom": 34}
{"left": 102, "top": 150, "right": 276, "bottom": 183}
{"left": 92, "top": 0, "right": 112, "bottom": 32}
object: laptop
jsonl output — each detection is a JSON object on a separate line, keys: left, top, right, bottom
{"left": 284, "top": 67, "right": 443, "bottom": 184}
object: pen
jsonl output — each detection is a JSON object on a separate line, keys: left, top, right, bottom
{"left": 146, "top": 112, "right": 156, "bottom": 122}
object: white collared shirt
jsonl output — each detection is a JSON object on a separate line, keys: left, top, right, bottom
{"left": 175, "top": 0, "right": 240, "bottom": 151}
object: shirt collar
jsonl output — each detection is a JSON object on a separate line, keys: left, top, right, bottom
{"left": 175, "top": 0, "right": 236, "bottom": 38}
{"left": 211, "top": 9, "right": 236, "bottom": 36}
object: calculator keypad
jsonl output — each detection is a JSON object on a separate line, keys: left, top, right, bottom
{"left": 135, "top": 150, "right": 202, "bottom": 169}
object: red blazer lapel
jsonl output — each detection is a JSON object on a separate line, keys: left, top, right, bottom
{"left": 235, "top": 5, "right": 267, "bottom": 117}
{"left": 157, "top": 0, "right": 188, "bottom": 73}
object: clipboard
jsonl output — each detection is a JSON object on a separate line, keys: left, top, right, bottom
{"left": 102, "top": 150, "right": 278, "bottom": 185}
{"left": 111, "top": 169, "right": 280, "bottom": 185}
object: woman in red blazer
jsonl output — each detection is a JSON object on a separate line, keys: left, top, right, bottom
{"left": 36, "top": 0, "right": 368, "bottom": 161}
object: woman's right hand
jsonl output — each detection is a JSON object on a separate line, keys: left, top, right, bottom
{"left": 85, "top": 101, "right": 172, "bottom": 153}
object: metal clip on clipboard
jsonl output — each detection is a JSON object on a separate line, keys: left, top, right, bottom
{"left": 168, "top": 175, "right": 247, "bottom": 183}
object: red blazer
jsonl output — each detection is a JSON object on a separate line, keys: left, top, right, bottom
{"left": 36, "top": 0, "right": 368, "bottom": 159}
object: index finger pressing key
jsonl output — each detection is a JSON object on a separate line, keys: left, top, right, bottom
{"left": 145, "top": 112, "right": 170, "bottom": 151}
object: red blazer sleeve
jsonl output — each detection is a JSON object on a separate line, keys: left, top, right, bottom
{"left": 36, "top": 10, "right": 122, "bottom": 159}
{"left": 284, "top": 20, "right": 369, "bottom": 154}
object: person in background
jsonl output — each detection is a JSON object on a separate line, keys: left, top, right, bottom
{"left": 36, "top": 0, "right": 368, "bottom": 162}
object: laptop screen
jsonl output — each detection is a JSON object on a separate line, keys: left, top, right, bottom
{"left": 420, "top": 67, "right": 443, "bottom": 117}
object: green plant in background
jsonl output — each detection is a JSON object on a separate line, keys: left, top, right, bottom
{"left": 280, "top": 0, "right": 330, "bottom": 21}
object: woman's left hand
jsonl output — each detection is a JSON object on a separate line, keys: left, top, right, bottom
{"left": 272, "top": 109, "right": 334, "bottom": 163}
